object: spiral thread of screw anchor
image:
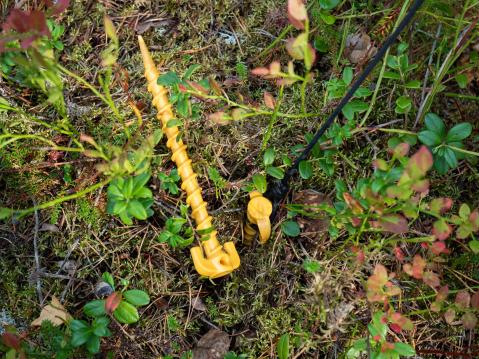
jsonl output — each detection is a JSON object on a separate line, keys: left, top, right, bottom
{"left": 138, "top": 37, "right": 222, "bottom": 258}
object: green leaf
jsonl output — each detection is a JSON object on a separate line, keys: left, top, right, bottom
{"left": 92, "top": 317, "right": 111, "bottom": 337}
{"left": 303, "top": 259, "right": 321, "bottom": 273}
{"left": 354, "top": 87, "right": 372, "bottom": 98}
{"left": 313, "top": 37, "right": 329, "bottom": 53}
{"left": 167, "top": 119, "right": 182, "bottom": 128}
{"left": 266, "top": 166, "right": 284, "bottom": 179}
{"left": 418, "top": 130, "right": 442, "bottom": 146}
{"left": 107, "top": 184, "right": 124, "bottom": 199}
{"left": 444, "top": 147, "right": 458, "bottom": 168}
{"left": 342, "top": 67, "right": 353, "bottom": 85}
{"left": 395, "top": 96, "right": 412, "bottom": 113}
{"left": 425, "top": 113, "right": 446, "bottom": 137}
{"left": 446, "top": 123, "right": 472, "bottom": 142}
{"left": 263, "top": 148, "right": 275, "bottom": 166}
{"left": 393, "top": 342, "right": 416, "bottom": 356}
{"left": 319, "top": 9, "right": 336, "bottom": 25}
{"left": 102, "top": 272, "right": 115, "bottom": 290}
{"left": 383, "top": 71, "right": 401, "bottom": 80}
{"left": 123, "top": 290, "right": 150, "bottom": 307}
{"left": 455, "top": 73, "right": 468, "bottom": 89}
{"left": 127, "top": 200, "right": 148, "bottom": 220}
{"left": 157, "top": 72, "right": 181, "bottom": 87}
{"left": 299, "top": 160, "right": 313, "bottom": 179}
{"left": 281, "top": 220, "right": 300, "bottom": 237}
{"left": 0, "top": 207, "right": 12, "bottom": 220}
{"left": 183, "top": 64, "right": 201, "bottom": 80}
{"left": 277, "top": 333, "right": 290, "bottom": 359}
{"left": 119, "top": 210, "right": 133, "bottom": 225}
{"left": 404, "top": 80, "right": 421, "bottom": 89}
{"left": 252, "top": 173, "right": 267, "bottom": 193}
{"left": 86, "top": 335, "right": 100, "bottom": 354}
{"left": 83, "top": 300, "right": 106, "bottom": 317}
{"left": 469, "top": 240, "right": 479, "bottom": 254}
{"left": 70, "top": 320, "right": 91, "bottom": 347}
{"left": 319, "top": 0, "right": 340, "bottom": 10}
{"left": 113, "top": 301, "right": 140, "bottom": 324}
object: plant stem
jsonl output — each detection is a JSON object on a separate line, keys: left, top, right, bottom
{"left": 16, "top": 180, "right": 110, "bottom": 218}
{"left": 262, "top": 86, "right": 284, "bottom": 151}
{"left": 448, "top": 145, "right": 479, "bottom": 157}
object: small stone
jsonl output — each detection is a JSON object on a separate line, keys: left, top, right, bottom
{"left": 94, "top": 281, "right": 114, "bottom": 297}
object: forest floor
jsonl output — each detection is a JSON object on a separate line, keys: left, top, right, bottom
{"left": 1, "top": 0, "right": 479, "bottom": 358}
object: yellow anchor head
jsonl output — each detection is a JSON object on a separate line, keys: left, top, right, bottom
{"left": 245, "top": 191, "right": 272, "bottom": 244}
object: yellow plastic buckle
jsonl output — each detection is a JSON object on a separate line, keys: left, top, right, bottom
{"left": 244, "top": 191, "right": 272, "bottom": 244}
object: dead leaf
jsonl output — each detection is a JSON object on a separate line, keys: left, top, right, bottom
{"left": 192, "top": 297, "right": 207, "bottom": 312}
{"left": 292, "top": 190, "right": 331, "bottom": 236}
{"left": 192, "top": 329, "right": 231, "bottom": 359}
{"left": 31, "top": 297, "right": 72, "bottom": 326}
{"left": 344, "top": 33, "right": 377, "bottom": 64}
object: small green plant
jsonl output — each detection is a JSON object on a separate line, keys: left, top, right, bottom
{"left": 70, "top": 317, "right": 111, "bottom": 354}
{"left": 158, "top": 217, "right": 194, "bottom": 248}
{"left": 384, "top": 43, "right": 420, "bottom": 115}
{"left": 106, "top": 172, "right": 154, "bottom": 225}
{"left": 276, "top": 333, "right": 290, "bottom": 359}
{"left": 159, "top": 169, "right": 181, "bottom": 195}
{"left": 418, "top": 112, "right": 472, "bottom": 174}
{"left": 207, "top": 167, "right": 226, "bottom": 197}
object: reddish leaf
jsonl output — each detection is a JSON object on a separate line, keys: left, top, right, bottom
{"left": 394, "top": 247, "right": 405, "bottom": 261}
{"left": 251, "top": 67, "right": 269, "bottom": 76}
{"left": 373, "top": 159, "right": 388, "bottom": 171}
{"left": 263, "top": 91, "right": 276, "bottom": 109}
{"left": 471, "top": 291, "right": 479, "bottom": 309}
{"left": 436, "top": 285, "right": 449, "bottom": 302}
{"left": 208, "top": 111, "right": 230, "bottom": 125}
{"left": 208, "top": 77, "right": 223, "bottom": 96}
{"left": 423, "top": 271, "right": 440, "bottom": 288}
{"left": 2, "top": 9, "right": 50, "bottom": 48}
{"left": 287, "top": 0, "right": 307, "bottom": 29}
{"left": 2, "top": 333, "right": 21, "bottom": 350}
{"left": 389, "top": 312, "right": 414, "bottom": 332}
{"left": 430, "top": 241, "right": 448, "bottom": 255}
{"left": 406, "top": 146, "right": 433, "bottom": 179}
{"left": 392, "top": 142, "right": 410, "bottom": 157}
{"left": 455, "top": 291, "right": 470, "bottom": 309}
{"left": 430, "top": 301, "right": 441, "bottom": 312}
{"left": 461, "top": 312, "right": 477, "bottom": 330}
{"left": 403, "top": 255, "right": 425, "bottom": 279}
{"left": 432, "top": 219, "right": 452, "bottom": 241}
{"left": 429, "top": 198, "right": 453, "bottom": 214}
{"left": 444, "top": 308, "right": 456, "bottom": 324}
{"left": 186, "top": 81, "right": 208, "bottom": 95}
{"left": 285, "top": 37, "right": 304, "bottom": 60}
{"left": 51, "top": 0, "right": 70, "bottom": 15}
{"left": 470, "top": 210, "right": 479, "bottom": 231}
{"left": 411, "top": 179, "right": 430, "bottom": 193}
{"left": 343, "top": 193, "right": 364, "bottom": 214}
{"left": 378, "top": 214, "right": 408, "bottom": 234}
{"left": 351, "top": 217, "right": 361, "bottom": 227}
{"left": 105, "top": 292, "right": 122, "bottom": 314}
{"left": 269, "top": 61, "right": 281, "bottom": 76}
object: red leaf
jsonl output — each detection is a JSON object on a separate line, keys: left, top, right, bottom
{"left": 51, "top": 0, "right": 70, "bottom": 15}
{"left": 378, "top": 214, "right": 408, "bottom": 234}
{"left": 470, "top": 210, "right": 479, "bottom": 231}
{"left": 3, "top": 9, "right": 50, "bottom": 49}
{"left": 406, "top": 146, "right": 433, "bottom": 179}
{"left": 423, "top": 271, "right": 440, "bottom": 288}
{"left": 455, "top": 291, "right": 470, "bottom": 309}
{"left": 471, "top": 291, "right": 479, "bottom": 309}
{"left": 390, "top": 323, "right": 402, "bottom": 333}
{"left": 430, "top": 241, "right": 448, "bottom": 255}
{"left": 105, "top": 292, "right": 122, "bottom": 314}
{"left": 432, "top": 219, "right": 452, "bottom": 241}
{"left": 1, "top": 333, "right": 21, "bottom": 350}
{"left": 461, "top": 312, "right": 477, "bottom": 330}
{"left": 251, "top": 67, "right": 269, "bottom": 76}
{"left": 263, "top": 91, "right": 276, "bottom": 109}
{"left": 403, "top": 255, "right": 425, "bottom": 279}
{"left": 394, "top": 246, "right": 405, "bottom": 261}
{"left": 287, "top": 0, "right": 307, "bottom": 29}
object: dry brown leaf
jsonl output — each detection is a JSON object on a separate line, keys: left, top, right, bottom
{"left": 192, "top": 297, "right": 207, "bottom": 312}
{"left": 31, "top": 296, "right": 72, "bottom": 326}
{"left": 344, "top": 33, "right": 377, "bottom": 64}
{"left": 192, "top": 329, "right": 231, "bottom": 359}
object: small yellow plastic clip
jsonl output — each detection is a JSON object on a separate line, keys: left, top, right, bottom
{"left": 138, "top": 36, "right": 240, "bottom": 279}
{"left": 244, "top": 191, "right": 272, "bottom": 244}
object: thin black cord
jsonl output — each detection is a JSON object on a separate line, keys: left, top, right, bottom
{"left": 265, "top": 0, "right": 425, "bottom": 217}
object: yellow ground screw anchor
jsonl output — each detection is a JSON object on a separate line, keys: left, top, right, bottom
{"left": 244, "top": 191, "right": 272, "bottom": 244}
{"left": 138, "top": 36, "right": 240, "bottom": 279}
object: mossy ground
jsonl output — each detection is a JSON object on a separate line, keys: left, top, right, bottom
{"left": 1, "top": 0, "right": 479, "bottom": 358}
